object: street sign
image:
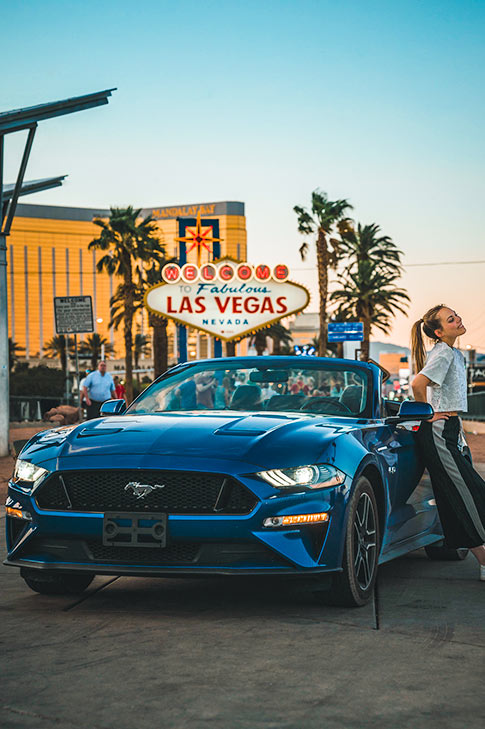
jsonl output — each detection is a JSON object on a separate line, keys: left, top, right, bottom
{"left": 327, "top": 322, "right": 364, "bottom": 342}
{"left": 469, "top": 365, "right": 485, "bottom": 382}
{"left": 54, "top": 296, "right": 94, "bottom": 334}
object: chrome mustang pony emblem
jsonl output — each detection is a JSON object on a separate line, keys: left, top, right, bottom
{"left": 124, "top": 481, "right": 165, "bottom": 499}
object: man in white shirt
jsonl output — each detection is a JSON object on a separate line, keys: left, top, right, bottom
{"left": 82, "top": 361, "right": 116, "bottom": 420}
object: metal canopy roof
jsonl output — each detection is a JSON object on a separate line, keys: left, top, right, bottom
{"left": 2, "top": 176, "right": 67, "bottom": 201}
{"left": 0, "top": 88, "right": 116, "bottom": 134}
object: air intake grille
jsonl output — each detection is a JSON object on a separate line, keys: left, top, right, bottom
{"left": 86, "top": 540, "right": 200, "bottom": 564}
{"left": 35, "top": 470, "right": 257, "bottom": 514}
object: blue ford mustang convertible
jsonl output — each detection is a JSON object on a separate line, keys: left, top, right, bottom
{"left": 5, "top": 356, "right": 463, "bottom": 607}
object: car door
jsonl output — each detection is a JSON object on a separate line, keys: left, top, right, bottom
{"left": 383, "top": 408, "right": 437, "bottom": 545}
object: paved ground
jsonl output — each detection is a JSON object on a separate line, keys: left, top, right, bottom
{"left": 1, "top": 525, "right": 484, "bottom": 729}
{"left": 1, "top": 423, "right": 484, "bottom": 728}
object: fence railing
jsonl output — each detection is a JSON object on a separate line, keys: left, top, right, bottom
{"left": 10, "top": 395, "right": 76, "bottom": 422}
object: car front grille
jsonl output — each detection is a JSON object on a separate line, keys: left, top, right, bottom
{"left": 86, "top": 541, "right": 201, "bottom": 564}
{"left": 35, "top": 470, "right": 258, "bottom": 514}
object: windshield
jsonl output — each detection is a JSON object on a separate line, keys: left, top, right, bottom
{"left": 128, "top": 361, "right": 371, "bottom": 418}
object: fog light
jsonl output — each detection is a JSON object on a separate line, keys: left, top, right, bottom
{"left": 263, "top": 512, "right": 329, "bottom": 527}
{"left": 6, "top": 506, "right": 32, "bottom": 520}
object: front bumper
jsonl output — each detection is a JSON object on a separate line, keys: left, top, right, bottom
{"left": 5, "top": 473, "right": 350, "bottom": 576}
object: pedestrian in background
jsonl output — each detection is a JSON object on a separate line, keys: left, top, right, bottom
{"left": 113, "top": 375, "right": 127, "bottom": 403}
{"left": 82, "top": 361, "right": 116, "bottom": 420}
{"left": 411, "top": 304, "right": 485, "bottom": 581}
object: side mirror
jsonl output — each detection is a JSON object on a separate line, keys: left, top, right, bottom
{"left": 100, "top": 399, "right": 127, "bottom": 416}
{"left": 385, "top": 400, "right": 434, "bottom": 424}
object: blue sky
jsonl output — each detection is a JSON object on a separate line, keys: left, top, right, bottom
{"left": 3, "top": 0, "right": 485, "bottom": 348}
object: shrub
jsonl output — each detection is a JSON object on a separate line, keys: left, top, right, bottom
{"left": 10, "top": 365, "right": 66, "bottom": 397}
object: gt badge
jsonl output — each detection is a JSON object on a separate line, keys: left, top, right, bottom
{"left": 124, "top": 482, "right": 165, "bottom": 499}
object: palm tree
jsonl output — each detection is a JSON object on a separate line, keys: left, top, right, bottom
{"left": 133, "top": 333, "right": 151, "bottom": 370}
{"left": 250, "top": 330, "right": 269, "bottom": 356}
{"left": 78, "top": 333, "right": 115, "bottom": 369}
{"left": 247, "top": 323, "right": 292, "bottom": 356}
{"left": 294, "top": 190, "right": 353, "bottom": 356}
{"left": 110, "top": 259, "right": 172, "bottom": 379}
{"left": 338, "top": 222, "right": 404, "bottom": 273}
{"left": 267, "top": 322, "right": 293, "bottom": 355}
{"left": 330, "top": 225, "right": 409, "bottom": 361}
{"left": 89, "top": 206, "right": 165, "bottom": 402}
{"left": 43, "top": 335, "right": 72, "bottom": 373}
{"left": 9, "top": 339, "right": 24, "bottom": 372}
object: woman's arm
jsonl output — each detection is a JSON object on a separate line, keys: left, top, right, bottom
{"left": 411, "top": 372, "right": 451, "bottom": 421}
{"left": 411, "top": 373, "right": 430, "bottom": 403}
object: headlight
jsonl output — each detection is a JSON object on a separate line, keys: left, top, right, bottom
{"left": 13, "top": 459, "right": 49, "bottom": 485}
{"left": 256, "top": 464, "right": 345, "bottom": 489}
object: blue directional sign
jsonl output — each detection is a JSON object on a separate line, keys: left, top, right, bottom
{"left": 327, "top": 322, "right": 364, "bottom": 342}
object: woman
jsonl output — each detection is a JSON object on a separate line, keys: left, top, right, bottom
{"left": 411, "top": 304, "right": 485, "bottom": 580}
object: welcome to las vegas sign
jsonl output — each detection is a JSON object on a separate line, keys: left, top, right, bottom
{"left": 144, "top": 259, "right": 310, "bottom": 341}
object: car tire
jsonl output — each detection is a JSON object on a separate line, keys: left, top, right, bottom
{"left": 315, "top": 476, "right": 380, "bottom": 608}
{"left": 424, "top": 544, "right": 469, "bottom": 561}
{"left": 20, "top": 569, "right": 94, "bottom": 595}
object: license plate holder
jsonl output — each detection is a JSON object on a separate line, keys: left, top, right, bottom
{"left": 103, "top": 512, "right": 167, "bottom": 548}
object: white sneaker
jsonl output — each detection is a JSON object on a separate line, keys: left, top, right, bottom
{"left": 480, "top": 565, "right": 485, "bottom": 582}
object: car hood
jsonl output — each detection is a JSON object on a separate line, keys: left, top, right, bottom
{"left": 22, "top": 412, "right": 359, "bottom": 470}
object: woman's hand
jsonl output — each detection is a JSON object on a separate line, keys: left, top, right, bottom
{"left": 429, "top": 411, "right": 454, "bottom": 422}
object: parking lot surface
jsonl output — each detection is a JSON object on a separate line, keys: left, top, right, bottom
{"left": 1, "top": 513, "right": 484, "bottom": 729}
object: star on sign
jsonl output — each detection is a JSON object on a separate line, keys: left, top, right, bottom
{"left": 175, "top": 209, "right": 223, "bottom": 265}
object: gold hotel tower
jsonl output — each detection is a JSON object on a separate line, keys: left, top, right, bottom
{"left": 7, "top": 200, "right": 247, "bottom": 365}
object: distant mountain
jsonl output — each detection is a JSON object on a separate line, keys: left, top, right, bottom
{"left": 370, "top": 341, "right": 411, "bottom": 358}
{"left": 343, "top": 340, "right": 410, "bottom": 361}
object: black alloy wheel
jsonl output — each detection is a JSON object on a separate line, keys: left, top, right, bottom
{"left": 20, "top": 568, "right": 94, "bottom": 595}
{"left": 315, "top": 476, "right": 380, "bottom": 607}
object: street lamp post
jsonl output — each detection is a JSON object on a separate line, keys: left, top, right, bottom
{"left": 0, "top": 89, "right": 116, "bottom": 456}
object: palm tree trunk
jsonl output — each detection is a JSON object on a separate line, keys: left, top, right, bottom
{"left": 271, "top": 336, "right": 281, "bottom": 355}
{"left": 253, "top": 332, "right": 266, "bottom": 356}
{"left": 316, "top": 229, "right": 329, "bottom": 357}
{"left": 150, "top": 314, "right": 168, "bottom": 378}
{"left": 123, "top": 263, "right": 135, "bottom": 403}
{"left": 337, "top": 342, "right": 344, "bottom": 359}
{"left": 226, "top": 341, "right": 236, "bottom": 356}
{"left": 60, "top": 336, "right": 67, "bottom": 374}
{"left": 361, "top": 317, "right": 371, "bottom": 361}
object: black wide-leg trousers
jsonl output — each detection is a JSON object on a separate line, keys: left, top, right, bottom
{"left": 416, "top": 417, "right": 485, "bottom": 549}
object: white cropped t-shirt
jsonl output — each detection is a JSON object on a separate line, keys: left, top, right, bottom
{"left": 419, "top": 341, "right": 467, "bottom": 412}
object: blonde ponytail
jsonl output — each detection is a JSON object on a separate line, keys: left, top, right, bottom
{"left": 411, "top": 319, "right": 426, "bottom": 373}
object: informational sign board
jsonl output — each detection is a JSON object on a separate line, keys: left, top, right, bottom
{"left": 54, "top": 296, "right": 94, "bottom": 335}
{"left": 327, "top": 322, "right": 364, "bottom": 342}
{"left": 145, "top": 260, "right": 310, "bottom": 341}
{"left": 468, "top": 366, "right": 485, "bottom": 384}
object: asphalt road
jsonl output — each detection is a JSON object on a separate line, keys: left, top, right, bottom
{"left": 1, "top": 515, "right": 484, "bottom": 729}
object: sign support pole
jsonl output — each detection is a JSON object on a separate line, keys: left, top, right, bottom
{"left": 177, "top": 222, "right": 188, "bottom": 364}
{"left": 74, "top": 334, "right": 80, "bottom": 407}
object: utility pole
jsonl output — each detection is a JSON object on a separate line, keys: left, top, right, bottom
{"left": 0, "top": 89, "right": 115, "bottom": 456}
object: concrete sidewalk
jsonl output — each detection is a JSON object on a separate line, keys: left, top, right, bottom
{"left": 1, "top": 517, "right": 484, "bottom": 729}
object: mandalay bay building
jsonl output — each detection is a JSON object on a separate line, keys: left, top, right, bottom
{"left": 7, "top": 200, "right": 247, "bottom": 366}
